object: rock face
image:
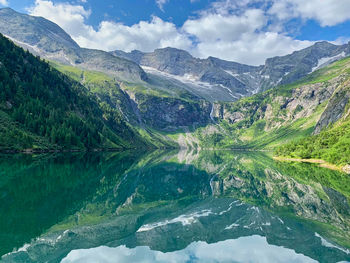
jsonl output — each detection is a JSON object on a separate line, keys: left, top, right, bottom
{"left": 0, "top": 8, "right": 146, "bottom": 82}
{"left": 314, "top": 78, "right": 350, "bottom": 134}
{"left": 113, "top": 47, "right": 261, "bottom": 102}
{"left": 212, "top": 74, "right": 344, "bottom": 132}
{"left": 122, "top": 88, "right": 211, "bottom": 130}
{"left": 260, "top": 42, "right": 350, "bottom": 89}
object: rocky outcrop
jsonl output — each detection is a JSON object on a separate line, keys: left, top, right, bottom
{"left": 122, "top": 88, "right": 211, "bottom": 130}
{"left": 260, "top": 41, "right": 350, "bottom": 90}
{"left": 213, "top": 74, "right": 345, "bottom": 132}
{"left": 113, "top": 47, "right": 259, "bottom": 101}
{"left": 314, "top": 79, "right": 350, "bottom": 134}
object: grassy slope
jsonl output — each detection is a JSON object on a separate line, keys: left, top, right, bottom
{"left": 276, "top": 116, "right": 350, "bottom": 165}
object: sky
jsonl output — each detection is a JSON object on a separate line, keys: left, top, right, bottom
{"left": 1, "top": 0, "right": 350, "bottom": 65}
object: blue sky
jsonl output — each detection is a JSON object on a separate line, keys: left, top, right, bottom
{"left": 2, "top": 0, "right": 350, "bottom": 65}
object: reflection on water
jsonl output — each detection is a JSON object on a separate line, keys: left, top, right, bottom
{"left": 0, "top": 150, "right": 349, "bottom": 263}
{"left": 62, "top": 236, "right": 316, "bottom": 263}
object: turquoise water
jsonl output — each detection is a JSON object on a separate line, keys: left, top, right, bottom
{"left": 0, "top": 150, "right": 349, "bottom": 262}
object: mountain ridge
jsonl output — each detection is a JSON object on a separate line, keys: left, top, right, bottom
{"left": 111, "top": 41, "right": 350, "bottom": 101}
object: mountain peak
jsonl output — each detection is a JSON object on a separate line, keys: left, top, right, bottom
{"left": 0, "top": 7, "right": 80, "bottom": 51}
{"left": 153, "top": 47, "right": 193, "bottom": 58}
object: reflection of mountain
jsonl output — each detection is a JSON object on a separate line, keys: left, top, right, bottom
{"left": 1, "top": 150, "right": 350, "bottom": 262}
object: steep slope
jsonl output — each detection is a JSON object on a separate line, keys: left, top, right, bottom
{"left": 0, "top": 33, "right": 153, "bottom": 151}
{"left": 0, "top": 8, "right": 146, "bottom": 82}
{"left": 0, "top": 8, "right": 213, "bottom": 130}
{"left": 276, "top": 78, "right": 350, "bottom": 165}
{"left": 188, "top": 57, "right": 350, "bottom": 150}
{"left": 52, "top": 61, "right": 212, "bottom": 131}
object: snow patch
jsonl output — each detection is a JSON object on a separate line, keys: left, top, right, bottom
{"left": 311, "top": 52, "right": 346, "bottom": 72}
{"left": 137, "top": 209, "right": 212, "bottom": 232}
{"left": 315, "top": 233, "right": 350, "bottom": 254}
{"left": 225, "top": 223, "right": 240, "bottom": 230}
{"left": 4, "top": 34, "right": 41, "bottom": 54}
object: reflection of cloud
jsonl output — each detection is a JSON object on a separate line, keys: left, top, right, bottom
{"left": 62, "top": 235, "right": 317, "bottom": 263}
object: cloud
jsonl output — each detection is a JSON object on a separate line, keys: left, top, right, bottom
{"left": 27, "top": 0, "right": 91, "bottom": 37}
{"left": 156, "top": 0, "right": 168, "bottom": 11}
{"left": 0, "top": 0, "right": 8, "bottom": 6}
{"left": 28, "top": 0, "right": 191, "bottom": 53}
{"left": 183, "top": 7, "right": 311, "bottom": 65}
{"left": 269, "top": 0, "right": 350, "bottom": 27}
{"left": 192, "top": 32, "right": 311, "bottom": 65}
{"left": 27, "top": 0, "right": 315, "bottom": 66}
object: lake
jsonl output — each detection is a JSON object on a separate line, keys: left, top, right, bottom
{"left": 0, "top": 150, "right": 349, "bottom": 263}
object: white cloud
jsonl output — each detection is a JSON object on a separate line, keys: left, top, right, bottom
{"left": 28, "top": 0, "right": 91, "bottom": 37}
{"left": 269, "top": 0, "right": 350, "bottom": 27}
{"left": 156, "top": 0, "right": 168, "bottom": 11}
{"left": 192, "top": 32, "right": 311, "bottom": 65}
{"left": 183, "top": 9, "right": 266, "bottom": 42}
{"left": 27, "top": 0, "right": 315, "bottom": 66}
{"left": 28, "top": 0, "right": 191, "bottom": 52}
{"left": 183, "top": 8, "right": 311, "bottom": 65}
{"left": 0, "top": 0, "right": 9, "bottom": 6}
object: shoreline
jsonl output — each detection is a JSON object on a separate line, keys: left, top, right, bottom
{"left": 273, "top": 156, "right": 350, "bottom": 174}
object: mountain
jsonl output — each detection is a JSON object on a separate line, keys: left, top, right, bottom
{"left": 260, "top": 41, "right": 350, "bottom": 89}
{"left": 0, "top": 8, "right": 146, "bottom": 82}
{"left": 0, "top": 33, "right": 164, "bottom": 151}
{"left": 181, "top": 55, "right": 350, "bottom": 155}
{"left": 112, "top": 42, "right": 350, "bottom": 102}
{"left": 276, "top": 72, "right": 350, "bottom": 165}
{"left": 112, "top": 47, "right": 262, "bottom": 102}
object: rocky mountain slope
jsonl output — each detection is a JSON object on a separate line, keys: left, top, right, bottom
{"left": 186, "top": 56, "right": 350, "bottom": 150}
{"left": 112, "top": 42, "right": 350, "bottom": 102}
{"left": 0, "top": 8, "right": 146, "bottom": 82}
{"left": 276, "top": 73, "right": 350, "bottom": 165}
{"left": 113, "top": 48, "right": 260, "bottom": 101}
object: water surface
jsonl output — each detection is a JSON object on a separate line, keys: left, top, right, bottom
{"left": 0, "top": 150, "right": 349, "bottom": 263}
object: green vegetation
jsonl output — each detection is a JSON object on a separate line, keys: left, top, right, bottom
{"left": 0, "top": 34, "right": 159, "bottom": 151}
{"left": 192, "top": 57, "right": 350, "bottom": 151}
{"left": 276, "top": 119, "right": 350, "bottom": 165}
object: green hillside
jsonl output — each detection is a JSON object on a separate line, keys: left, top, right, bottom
{"left": 276, "top": 117, "right": 350, "bottom": 165}
{"left": 0, "top": 33, "right": 152, "bottom": 151}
